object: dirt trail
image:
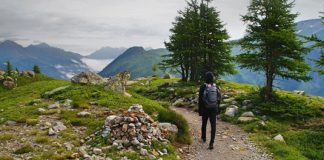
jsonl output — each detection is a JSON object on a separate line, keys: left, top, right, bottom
{"left": 172, "top": 107, "right": 272, "bottom": 160}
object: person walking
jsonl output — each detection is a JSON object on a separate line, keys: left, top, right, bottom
{"left": 198, "top": 72, "right": 221, "bottom": 150}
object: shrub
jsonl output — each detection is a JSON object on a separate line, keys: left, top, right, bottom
{"left": 158, "top": 109, "right": 191, "bottom": 144}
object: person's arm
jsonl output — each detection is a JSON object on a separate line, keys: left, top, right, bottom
{"left": 198, "top": 85, "right": 205, "bottom": 116}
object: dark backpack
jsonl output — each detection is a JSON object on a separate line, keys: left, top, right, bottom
{"left": 203, "top": 83, "right": 218, "bottom": 109}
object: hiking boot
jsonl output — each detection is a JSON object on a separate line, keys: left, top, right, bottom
{"left": 208, "top": 144, "right": 214, "bottom": 150}
{"left": 201, "top": 138, "right": 206, "bottom": 143}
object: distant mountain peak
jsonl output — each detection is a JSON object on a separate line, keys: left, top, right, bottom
{"left": 0, "top": 40, "right": 23, "bottom": 48}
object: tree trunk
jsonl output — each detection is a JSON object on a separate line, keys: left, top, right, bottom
{"left": 265, "top": 73, "right": 273, "bottom": 101}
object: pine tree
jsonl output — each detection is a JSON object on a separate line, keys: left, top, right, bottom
{"left": 6, "top": 61, "right": 12, "bottom": 76}
{"left": 33, "top": 65, "right": 41, "bottom": 74}
{"left": 238, "top": 0, "right": 311, "bottom": 101}
{"left": 152, "top": 64, "right": 158, "bottom": 76}
{"left": 162, "top": 0, "right": 235, "bottom": 82}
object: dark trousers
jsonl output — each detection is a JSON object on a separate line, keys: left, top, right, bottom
{"left": 201, "top": 112, "right": 217, "bottom": 145}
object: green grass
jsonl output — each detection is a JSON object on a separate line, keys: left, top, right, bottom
{"left": 0, "top": 133, "right": 14, "bottom": 141}
{"left": 132, "top": 77, "right": 324, "bottom": 160}
{"left": 0, "top": 75, "right": 69, "bottom": 124}
{"left": 14, "top": 144, "right": 34, "bottom": 154}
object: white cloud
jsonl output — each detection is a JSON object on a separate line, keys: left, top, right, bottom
{"left": 0, "top": 0, "right": 323, "bottom": 55}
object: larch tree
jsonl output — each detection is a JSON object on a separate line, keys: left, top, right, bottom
{"left": 238, "top": 0, "right": 311, "bottom": 101}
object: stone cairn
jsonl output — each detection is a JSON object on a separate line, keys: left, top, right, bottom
{"left": 102, "top": 104, "right": 178, "bottom": 150}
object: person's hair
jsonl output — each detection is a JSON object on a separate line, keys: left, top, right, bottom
{"left": 205, "top": 72, "right": 214, "bottom": 84}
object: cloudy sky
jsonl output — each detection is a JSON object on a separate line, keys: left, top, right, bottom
{"left": 0, "top": 0, "right": 323, "bottom": 55}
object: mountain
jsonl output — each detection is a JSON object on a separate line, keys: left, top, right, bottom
{"left": 99, "top": 47, "right": 169, "bottom": 79}
{"left": 87, "top": 46, "right": 127, "bottom": 59}
{"left": 224, "top": 18, "right": 324, "bottom": 96}
{"left": 0, "top": 41, "right": 90, "bottom": 79}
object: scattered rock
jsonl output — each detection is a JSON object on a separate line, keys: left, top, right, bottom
{"left": 140, "top": 148, "right": 148, "bottom": 156}
{"left": 30, "top": 99, "right": 42, "bottom": 105}
{"left": 20, "top": 70, "right": 35, "bottom": 78}
{"left": 71, "top": 71, "right": 105, "bottom": 85}
{"left": 48, "top": 128, "right": 56, "bottom": 136}
{"left": 5, "top": 120, "right": 17, "bottom": 126}
{"left": 223, "top": 98, "right": 235, "bottom": 103}
{"left": 241, "top": 111, "right": 255, "bottom": 117}
{"left": 93, "top": 148, "right": 102, "bottom": 155}
{"left": 38, "top": 108, "right": 46, "bottom": 113}
{"left": 225, "top": 107, "right": 238, "bottom": 117}
{"left": 242, "top": 100, "right": 252, "bottom": 106}
{"left": 63, "top": 99, "right": 73, "bottom": 108}
{"left": 47, "top": 102, "right": 60, "bottom": 109}
{"left": 42, "top": 86, "right": 70, "bottom": 98}
{"left": 172, "top": 98, "right": 186, "bottom": 107}
{"left": 259, "top": 120, "right": 266, "bottom": 126}
{"left": 77, "top": 111, "right": 91, "bottom": 117}
{"left": 3, "top": 77, "right": 17, "bottom": 89}
{"left": 273, "top": 134, "right": 285, "bottom": 142}
{"left": 158, "top": 123, "right": 178, "bottom": 133}
{"left": 238, "top": 117, "right": 256, "bottom": 122}
{"left": 52, "top": 122, "right": 67, "bottom": 132}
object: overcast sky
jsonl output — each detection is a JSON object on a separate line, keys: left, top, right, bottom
{"left": 0, "top": 0, "right": 323, "bottom": 55}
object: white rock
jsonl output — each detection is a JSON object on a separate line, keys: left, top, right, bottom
{"left": 140, "top": 148, "right": 148, "bottom": 156}
{"left": 128, "top": 104, "right": 144, "bottom": 113}
{"left": 48, "top": 102, "right": 60, "bottom": 109}
{"left": 93, "top": 148, "right": 102, "bottom": 155}
{"left": 38, "top": 108, "right": 46, "bottom": 112}
{"left": 48, "top": 128, "right": 56, "bottom": 136}
{"left": 225, "top": 107, "right": 238, "bottom": 117}
{"left": 241, "top": 111, "right": 254, "bottom": 117}
{"left": 105, "top": 115, "right": 118, "bottom": 126}
{"left": 238, "top": 117, "right": 255, "bottom": 122}
{"left": 53, "top": 122, "right": 67, "bottom": 132}
{"left": 273, "top": 134, "right": 285, "bottom": 142}
{"left": 223, "top": 98, "right": 235, "bottom": 103}
{"left": 158, "top": 123, "right": 178, "bottom": 133}
{"left": 77, "top": 111, "right": 91, "bottom": 117}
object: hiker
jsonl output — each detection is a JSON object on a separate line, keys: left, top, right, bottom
{"left": 198, "top": 72, "right": 221, "bottom": 150}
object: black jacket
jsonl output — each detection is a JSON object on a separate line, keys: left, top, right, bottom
{"left": 198, "top": 83, "right": 221, "bottom": 116}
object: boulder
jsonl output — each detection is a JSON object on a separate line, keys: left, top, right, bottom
{"left": 238, "top": 117, "right": 256, "bottom": 122}
{"left": 242, "top": 100, "right": 252, "bottom": 106}
{"left": 20, "top": 70, "right": 35, "bottom": 78}
{"left": 3, "top": 80, "right": 16, "bottom": 89}
{"left": 223, "top": 98, "right": 235, "bottom": 103}
{"left": 52, "top": 122, "right": 67, "bottom": 132}
{"left": 71, "top": 71, "right": 105, "bottom": 85}
{"left": 241, "top": 111, "right": 254, "bottom": 117}
{"left": 104, "top": 71, "right": 131, "bottom": 95}
{"left": 93, "top": 148, "right": 102, "bottom": 155}
{"left": 225, "top": 107, "right": 238, "bottom": 117}
{"left": 42, "top": 86, "right": 70, "bottom": 98}
{"left": 273, "top": 134, "right": 285, "bottom": 142}
{"left": 140, "top": 148, "right": 148, "bottom": 156}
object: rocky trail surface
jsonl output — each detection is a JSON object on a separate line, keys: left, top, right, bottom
{"left": 172, "top": 107, "right": 272, "bottom": 160}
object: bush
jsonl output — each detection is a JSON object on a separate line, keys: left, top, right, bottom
{"left": 158, "top": 109, "right": 191, "bottom": 144}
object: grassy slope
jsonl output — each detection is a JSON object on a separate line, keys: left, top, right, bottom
{"left": 130, "top": 77, "right": 324, "bottom": 160}
{"left": 0, "top": 75, "right": 190, "bottom": 159}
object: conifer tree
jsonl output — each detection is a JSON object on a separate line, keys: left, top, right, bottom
{"left": 162, "top": 0, "right": 235, "bottom": 82}
{"left": 6, "top": 61, "right": 12, "bottom": 76}
{"left": 238, "top": 0, "right": 311, "bottom": 101}
{"left": 33, "top": 65, "right": 41, "bottom": 74}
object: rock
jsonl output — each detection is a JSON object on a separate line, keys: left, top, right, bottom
{"left": 5, "top": 120, "right": 17, "bottom": 126}
{"left": 78, "top": 146, "right": 88, "bottom": 156}
{"left": 128, "top": 104, "right": 144, "bottom": 113}
{"left": 63, "top": 99, "right": 73, "bottom": 108}
{"left": 77, "top": 111, "right": 91, "bottom": 117}
{"left": 140, "top": 148, "right": 148, "bottom": 156}
{"left": 259, "top": 120, "right": 266, "bottom": 126}
{"left": 223, "top": 98, "right": 235, "bottom": 103}
{"left": 172, "top": 98, "right": 186, "bottom": 107}
{"left": 48, "top": 128, "right": 56, "bottom": 136}
{"left": 20, "top": 70, "right": 35, "bottom": 78}
{"left": 158, "top": 123, "right": 178, "bottom": 133}
{"left": 104, "top": 71, "right": 131, "bottom": 95}
{"left": 48, "top": 102, "right": 60, "bottom": 109}
{"left": 273, "top": 134, "right": 285, "bottom": 142}
{"left": 93, "top": 148, "right": 102, "bottom": 155}
{"left": 122, "top": 124, "right": 128, "bottom": 132}
{"left": 148, "top": 154, "right": 156, "bottom": 159}
{"left": 225, "top": 107, "right": 238, "bottom": 117}
{"left": 0, "top": 70, "right": 5, "bottom": 76}
{"left": 30, "top": 99, "right": 42, "bottom": 105}
{"left": 238, "top": 117, "right": 256, "bottom": 122}
{"left": 131, "top": 138, "right": 140, "bottom": 145}
{"left": 293, "top": 90, "right": 305, "bottom": 96}
{"left": 242, "top": 100, "right": 252, "bottom": 106}
{"left": 42, "top": 86, "right": 70, "bottom": 98}
{"left": 64, "top": 142, "right": 73, "bottom": 151}
{"left": 38, "top": 108, "right": 46, "bottom": 113}
{"left": 162, "top": 148, "right": 168, "bottom": 154}
{"left": 3, "top": 78, "right": 16, "bottom": 89}
{"left": 219, "top": 104, "right": 228, "bottom": 108}
{"left": 71, "top": 71, "right": 105, "bottom": 85}
{"left": 241, "top": 111, "right": 254, "bottom": 117}
{"left": 52, "top": 122, "right": 67, "bottom": 132}
{"left": 105, "top": 115, "right": 118, "bottom": 126}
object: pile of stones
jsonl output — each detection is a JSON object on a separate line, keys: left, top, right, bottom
{"left": 102, "top": 104, "right": 178, "bottom": 151}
